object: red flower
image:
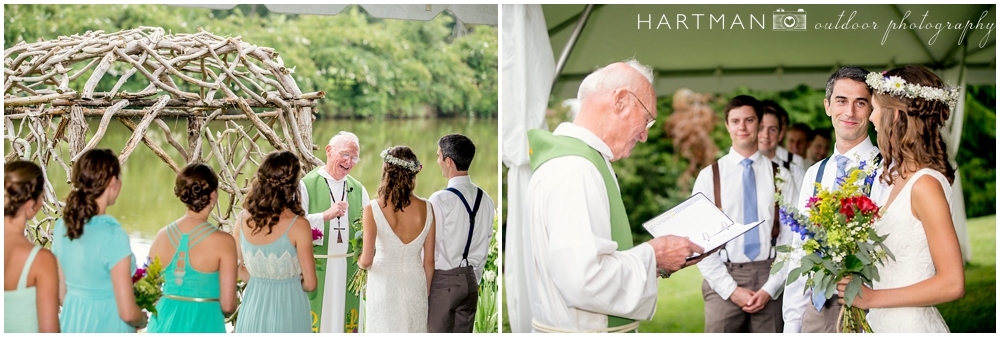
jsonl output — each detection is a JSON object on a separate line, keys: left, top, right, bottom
{"left": 806, "top": 196, "right": 822, "bottom": 208}
{"left": 840, "top": 197, "right": 856, "bottom": 221}
{"left": 856, "top": 196, "right": 878, "bottom": 215}
{"left": 132, "top": 268, "right": 146, "bottom": 284}
{"left": 312, "top": 227, "right": 324, "bottom": 242}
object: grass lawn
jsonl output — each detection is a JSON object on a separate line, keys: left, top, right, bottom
{"left": 503, "top": 214, "right": 996, "bottom": 333}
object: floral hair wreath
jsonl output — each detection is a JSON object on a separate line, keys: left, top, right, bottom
{"left": 380, "top": 148, "right": 422, "bottom": 173}
{"left": 865, "top": 71, "right": 960, "bottom": 109}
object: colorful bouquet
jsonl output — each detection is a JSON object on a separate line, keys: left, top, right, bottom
{"left": 133, "top": 256, "right": 165, "bottom": 317}
{"left": 347, "top": 217, "right": 367, "bottom": 298}
{"left": 771, "top": 158, "right": 894, "bottom": 333}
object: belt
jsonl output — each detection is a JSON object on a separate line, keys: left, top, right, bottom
{"left": 314, "top": 253, "right": 354, "bottom": 259}
{"left": 163, "top": 294, "right": 219, "bottom": 302}
{"left": 532, "top": 318, "right": 640, "bottom": 333}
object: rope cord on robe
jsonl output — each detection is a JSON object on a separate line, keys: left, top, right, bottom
{"left": 531, "top": 319, "right": 640, "bottom": 333}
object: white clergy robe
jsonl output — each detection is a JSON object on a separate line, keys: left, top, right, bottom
{"left": 782, "top": 137, "right": 889, "bottom": 333}
{"left": 298, "top": 167, "right": 370, "bottom": 333}
{"left": 691, "top": 148, "right": 797, "bottom": 300}
{"left": 428, "top": 176, "right": 496, "bottom": 283}
{"left": 525, "top": 123, "right": 658, "bottom": 332}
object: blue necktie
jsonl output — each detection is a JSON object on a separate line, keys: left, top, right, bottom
{"left": 813, "top": 154, "right": 852, "bottom": 311}
{"left": 740, "top": 158, "right": 760, "bottom": 260}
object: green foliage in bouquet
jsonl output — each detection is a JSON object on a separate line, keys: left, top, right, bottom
{"left": 474, "top": 213, "right": 500, "bottom": 333}
{"left": 133, "top": 256, "right": 165, "bottom": 317}
{"left": 347, "top": 217, "right": 367, "bottom": 298}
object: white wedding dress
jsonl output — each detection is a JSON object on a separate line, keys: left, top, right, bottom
{"left": 868, "top": 168, "right": 951, "bottom": 333}
{"left": 364, "top": 199, "right": 431, "bottom": 333}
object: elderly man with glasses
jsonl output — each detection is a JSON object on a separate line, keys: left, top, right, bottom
{"left": 522, "top": 59, "right": 707, "bottom": 333}
{"left": 299, "top": 131, "right": 371, "bottom": 333}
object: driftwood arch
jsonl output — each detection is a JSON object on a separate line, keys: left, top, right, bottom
{"left": 4, "top": 27, "right": 324, "bottom": 245}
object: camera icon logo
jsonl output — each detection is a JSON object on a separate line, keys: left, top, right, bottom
{"left": 773, "top": 8, "right": 807, "bottom": 31}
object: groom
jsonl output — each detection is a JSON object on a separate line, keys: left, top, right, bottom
{"left": 782, "top": 66, "right": 889, "bottom": 333}
{"left": 299, "top": 131, "right": 371, "bottom": 333}
{"left": 427, "top": 133, "right": 496, "bottom": 333}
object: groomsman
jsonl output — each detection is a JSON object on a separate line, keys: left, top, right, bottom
{"left": 782, "top": 66, "right": 889, "bottom": 333}
{"left": 785, "top": 123, "right": 814, "bottom": 167}
{"left": 299, "top": 131, "right": 370, "bottom": 333}
{"left": 758, "top": 101, "right": 806, "bottom": 193}
{"left": 691, "top": 95, "right": 797, "bottom": 333}
{"left": 427, "top": 134, "right": 496, "bottom": 333}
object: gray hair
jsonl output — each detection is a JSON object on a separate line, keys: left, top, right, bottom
{"left": 577, "top": 58, "right": 654, "bottom": 101}
{"left": 825, "top": 66, "right": 872, "bottom": 101}
{"left": 328, "top": 131, "right": 360, "bottom": 150}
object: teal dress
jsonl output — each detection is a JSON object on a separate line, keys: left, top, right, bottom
{"left": 234, "top": 215, "right": 311, "bottom": 333}
{"left": 147, "top": 222, "right": 226, "bottom": 333}
{"left": 4, "top": 245, "right": 43, "bottom": 332}
{"left": 52, "top": 215, "right": 136, "bottom": 333}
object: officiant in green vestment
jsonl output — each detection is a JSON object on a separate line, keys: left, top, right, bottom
{"left": 298, "top": 131, "right": 370, "bottom": 333}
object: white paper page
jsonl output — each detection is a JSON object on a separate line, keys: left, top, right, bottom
{"left": 642, "top": 192, "right": 763, "bottom": 254}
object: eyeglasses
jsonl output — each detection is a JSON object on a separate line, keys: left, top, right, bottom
{"left": 627, "top": 90, "right": 656, "bottom": 130}
{"left": 340, "top": 151, "right": 360, "bottom": 164}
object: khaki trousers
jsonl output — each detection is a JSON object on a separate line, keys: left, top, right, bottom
{"left": 427, "top": 266, "right": 479, "bottom": 333}
{"left": 702, "top": 259, "right": 784, "bottom": 333}
{"left": 801, "top": 293, "right": 843, "bottom": 332}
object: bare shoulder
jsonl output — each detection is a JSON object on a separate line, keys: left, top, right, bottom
{"left": 208, "top": 228, "right": 236, "bottom": 247}
{"left": 32, "top": 247, "right": 57, "bottom": 268}
{"left": 912, "top": 173, "right": 947, "bottom": 201}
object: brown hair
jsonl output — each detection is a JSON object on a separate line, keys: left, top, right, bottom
{"left": 874, "top": 65, "right": 955, "bottom": 186}
{"left": 4, "top": 161, "right": 45, "bottom": 217}
{"left": 175, "top": 163, "right": 218, "bottom": 213}
{"left": 724, "top": 95, "right": 763, "bottom": 122}
{"left": 64, "top": 149, "right": 120, "bottom": 240}
{"left": 243, "top": 151, "right": 304, "bottom": 235}
{"left": 378, "top": 146, "right": 420, "bottom": 212}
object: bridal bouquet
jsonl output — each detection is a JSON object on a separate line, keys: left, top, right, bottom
{"left": 771, "top": 159, "right": 893, "bottom": 333}
{"left": 347, "top": 217, "right": 367, "bottom": 298}
{"left": 133, "top": 256, "right": 165, "bottom": 317}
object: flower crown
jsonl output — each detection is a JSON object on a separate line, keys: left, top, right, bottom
{"left": 380, "top": 148, "right": 422, "bottom": 173}
{"left": 865, "top": 71, "right": 960, "bottom": 109}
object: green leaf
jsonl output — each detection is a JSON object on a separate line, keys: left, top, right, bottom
{"left": 844, "top": 276, "right": 862, "bottom": 307}
{"left": 822, "top": 259, "right": 837, "bottom": 274}
{"left": 871, "top": 263, "right": 881, "bottom": 282}
{"left": 775, "top": 245, "right": 792, "bottom": 253}
{"left": 804, "top": 253, "right": 823, "bottom": 265}
{"left": 844, "top": 255, "right": 864, "bottom": 273}
{"left": 786, "top": 267, "right": 804, "bottom": 285}
{"left": 879, "top": 242, "right": 896, "bottom": 261}
{"left": 825, "top": 275, "right": 838, "bottom": 301}
{"left": 860, "top": 264, "right": 873, "bottom": 282}
{"left": 855, "top": 251, "right": 871, "bottom": 265}
{"left": 770, "top": 260, "right": 785, "bottom": 275}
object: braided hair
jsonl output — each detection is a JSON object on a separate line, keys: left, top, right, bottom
{"left": 63, "top": 149, "right": 120, "bottom": 240}
{"left": 243, "top": 151, "right": 305, "bottom": 235}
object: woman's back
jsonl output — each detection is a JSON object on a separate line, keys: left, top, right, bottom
{"left": 4, "top": 244, "right": 43, "bottom": 332}
{"left": 147, "top": 221, "right": 228, "bottom": 333}
{"left": 366, "top": 197, "right": 433, "bottom": 332}
{"left": 239, "top": 213, "right": 303, "bottom": 280}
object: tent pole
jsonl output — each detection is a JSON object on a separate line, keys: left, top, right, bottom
{"left": 552, "top": 4, "right": 594, "bottom": 87}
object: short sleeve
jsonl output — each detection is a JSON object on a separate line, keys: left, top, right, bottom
{"left": 100, "top": 217, "right": 136, "bottom": 273}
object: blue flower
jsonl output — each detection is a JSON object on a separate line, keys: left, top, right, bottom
{"left": 858, "top": 160, "right": 867, "bottom": 170}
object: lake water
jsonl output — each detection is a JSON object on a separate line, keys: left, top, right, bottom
{"left": 8, "top": 117, "right": 498, "bottom": 261}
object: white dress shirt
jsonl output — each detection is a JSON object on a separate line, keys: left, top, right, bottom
{"left": 298, "top": 167, "right": 370, "bottom": 333}
{"left": 691, "top": 148, "right": 797, "bottom": 300}
{"left": 781, "top": 136, "right": 888, "bottom": 333}
{"left": 771, "top": 146, "right": 806, "bottom": 200}
{"left": 525, "top": 123, "right": 658, "bottom": 332}
{"left": 428, "top": 176, "right": 496, "bottom": 283}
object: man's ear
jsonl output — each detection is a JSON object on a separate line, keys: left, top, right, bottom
{"left": 612, "top": 88, "right": 629, "bottom": 113}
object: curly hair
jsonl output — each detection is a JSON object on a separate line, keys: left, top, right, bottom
{"left": 4, "top": 160, "right": 45, "bottom": 217}
{"left": 378, "top": 146, "right": 420, "bottom": 212}
{"left": 175, "top": 163, "right": 218, "bottom": 213}
{"left": 64, "top": 149, "right": 120, "bottom": 240}
{"left": 243, "top": 151, "right": 304, "bottom": 235}
{"left": 874, "top": 65, "right": 955, "bottom": 186}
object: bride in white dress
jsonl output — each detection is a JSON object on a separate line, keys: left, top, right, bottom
{"left": 837, "top": 65, "right": 964, "bottom": 333}
{"left": 359, "top": 146, "right": 436, "bottom": 333}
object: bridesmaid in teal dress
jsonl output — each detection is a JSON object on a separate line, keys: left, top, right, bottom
{"left": 233, "top": 151, "right": 316, "bottom": 333}
{"left": 146, "top": 163, "right": 238, "bottom": 332}
{"left": 52, "top": 149, "right": 147, "bottom": 332}
{"left": 4, "top": 161, "right": 60, "bottom": 333}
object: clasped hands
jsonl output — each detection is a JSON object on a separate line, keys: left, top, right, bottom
{"left": 729, "top": 287, "right": 772, "bottom": 313}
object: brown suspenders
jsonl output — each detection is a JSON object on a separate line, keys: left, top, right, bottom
{"left": 711, "top": 160, "right": 781, "bottom": 258}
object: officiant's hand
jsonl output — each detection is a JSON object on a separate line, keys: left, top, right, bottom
{"left": 649, "top": 235, "right": 703, "bottom": 274}
{"left": 742, "top": 289, "right": 772, "bottom": 313}
{"left": 323, "top": 201, "right": 350, "bottom": 221}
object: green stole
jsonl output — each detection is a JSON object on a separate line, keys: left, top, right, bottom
{"left": 527, "top": 129, "right": 637, "bottom": 331}
{"left": 302, "top": 168, "right": 363, "bottom": 333}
